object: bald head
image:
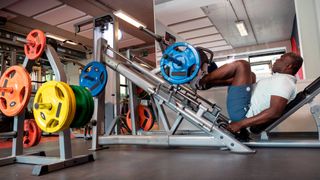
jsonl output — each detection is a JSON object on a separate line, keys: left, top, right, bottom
{"left": 284, "top": 52, "right": 303, "bottom": 75}
{"left": 272, "top": 52, "right": 303, "bottom": 75}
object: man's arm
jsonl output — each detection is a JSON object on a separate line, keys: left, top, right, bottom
{"left": 227, "top": 95, "right": 288, "bottom": 133}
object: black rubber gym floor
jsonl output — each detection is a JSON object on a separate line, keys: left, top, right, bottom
{"left": 1, "top": 138, "right": 320, "bottom": 180}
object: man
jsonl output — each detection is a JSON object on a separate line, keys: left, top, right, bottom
{"left": 191, "top": 52, "right": 303, "bottom": 136}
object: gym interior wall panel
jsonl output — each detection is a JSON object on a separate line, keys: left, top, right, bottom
{"left": 294, "top": 0, "right": 320, "bottom": 79}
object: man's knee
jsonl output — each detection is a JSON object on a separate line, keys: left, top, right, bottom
{"left": 235, "top": 60, "right": 250, "bottom": 69}
{"left": 251, "top": 72, "right": 256, "bottom": 83}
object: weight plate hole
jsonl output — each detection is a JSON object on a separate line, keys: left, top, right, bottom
{"left": 19, "top": 86, "right": 25, "bottom": 102}
{"left": 100, "top": 73, "right": 104, "bottom": 82}
{"left": 36, "top": 44, "right": 41, "bottom": 53}
{"left": 9, "top": 70, "right": 16, "bottom": 78}
{"left": 32, "top": 32, "right": 38, "bottom": 38}
{"left": 0, "top": 97, "right": 7, "bottom": 109}
{"left": 165, "top": 66, "right": 170, "bottom": 76}
{"left": 144, "top": 109, "right": 150, "bottom": 118}
{"left": 55, "top": 87, "right": 64, "bottom": 99}
{"left": 188, "top": 64, "right": 196, "bottom": 76}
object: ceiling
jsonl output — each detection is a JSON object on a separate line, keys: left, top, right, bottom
{"left": 155, "top": 0, "right": 296, "bottom": 54}
{"left": 0, "top": 0, "right": 154, "bottom": 50}
{"left": 0, "top": 0, "right": 296, "bottom": 57}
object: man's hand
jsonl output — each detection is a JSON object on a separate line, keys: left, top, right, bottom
{"left": 227, "top": 121, "right": 243, "bottom": 133}
{"left": 227, "top": 95, "right": 288, "bottom": 133}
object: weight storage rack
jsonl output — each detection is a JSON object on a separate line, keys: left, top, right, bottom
{"left": 0, "top": 42, "right": 94, "bottom": 176}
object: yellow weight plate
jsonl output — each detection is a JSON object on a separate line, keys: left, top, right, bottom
{"left": 59, "top": 82, "right": 76, "bottom": 130}
{"left": 33, "top": 81, "right": 76, "bottom": 133}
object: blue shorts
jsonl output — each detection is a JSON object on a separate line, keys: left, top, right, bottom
{"left": 227, "top": 85, "right": 252, "bottom": 122}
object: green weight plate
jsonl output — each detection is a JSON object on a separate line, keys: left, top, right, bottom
{"left": 79, "top": 86, "right": 94, "bottom": 127}
{"left": 73, "top": 85, "right": 93, "bottom": 127}
{"left": 75, "top": 85, "right": 91, "bottom": 128}
{"left": 70, "top": 85, "right": 89, "bottom": 128}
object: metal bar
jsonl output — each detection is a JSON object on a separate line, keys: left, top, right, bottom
{"left": 0, "top": 156, "right": 15, "bottom": 166}
{"left": 16, "top": 156, "right": 62, "bottom": 165}
{"left": 105, "top": 117, "right": 119, "bottom": 135}
{"left": 112, "top": 17, "right": 121, "bottom": 135}
{"left": 245, "top": 140, "right": 320, "bottom": 148}
{"left": 154, "top": 98, "right": 171, "bottom": 133}
{"left": 12, "top": 113, "right": 25, "bottom": 156}
{"left": 0, "top": 54, "right": 5, "bottom": 75}
{"left": 106, "top": 46, "right": 169, "bottom": 87}
{"left": 45, "top": 45, "right": 67, "bottom": 82}
{"left": 91, "top": 37, "right": 106, "bottom": 150}
{"left": 128, "top": 81, "right": 139, "bottom": 134}
{"left": 59, "top": 130, "right": 72, "bottom": 160}
{"left": 60, "top": 57, "right": 85, "bottom": 67}
{"left": 310, "top": 104, "right": 320, "bottom": 140}
{"left": 10, "top": 51, "right": 16, "bottom": 65}
{"left": 104, "top": 55, "right": 156, "bottom": 94}
{"left": 32, "top": 154, "right": 94, "bottom": 176}
{"left": 98, "top": 135, "right": 223, "bottom": 147}
{"left": 169, "top": 115, "right": 184, "bottom": 135}
{"left": 0, "top": 131, "right": 17, "bottom": 138}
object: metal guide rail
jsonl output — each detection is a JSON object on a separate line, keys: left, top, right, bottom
{"left": 100, "top": 40, "right": 255, "bottom": 153}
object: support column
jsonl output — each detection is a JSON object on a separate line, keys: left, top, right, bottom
{"left": 295, "top": 0, "right": 320, "bottom": 79}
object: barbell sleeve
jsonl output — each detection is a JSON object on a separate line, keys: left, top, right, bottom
{"left": 0, "top": 87, "right": 14, "bottom": 93}
{"left": 163, "top": 54, "right": 183, "bottom": 66}
{"left": 34, "top": 103, "right": 52, "bottom": 110}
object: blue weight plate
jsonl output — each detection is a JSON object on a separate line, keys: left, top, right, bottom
{"left": 160, "top": 42, "right": 200, "bottom": 84}
{"left": 79, "top": 61, "right": 108, "bottom": 97}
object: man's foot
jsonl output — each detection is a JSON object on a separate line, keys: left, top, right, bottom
{"left": 234, "top": 129, "right": 251, "bottom": 142}
{"left": 189, "top": 63, "right": 208, "bottom": 91}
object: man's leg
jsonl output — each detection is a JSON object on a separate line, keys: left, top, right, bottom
{"left": 199, "top": 60, "right": 253, "bottom": 88}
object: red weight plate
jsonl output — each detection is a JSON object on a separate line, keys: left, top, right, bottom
{"left": 0, "top": 66, "right": 32, "bottom": 116}
{"left": 23, "top": 119, "right": 38, "bottom": 148}
{"left": 126, "top": 105, "right": 154, "bottom": 131}
{"left": 24, "top": 29, "right": 46, "bottom": 60}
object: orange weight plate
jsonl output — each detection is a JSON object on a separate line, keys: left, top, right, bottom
{"left": 0, "top": 66, "right": 32, "bottom": 116}
{"left": 24, "top": 29, "right": 46, "bottom": 60}
{"left": 126, "top": 105, "right": 154, "bottom": 131}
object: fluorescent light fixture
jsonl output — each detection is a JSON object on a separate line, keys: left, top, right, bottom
{"left": 46, "top": 33, "right": 78, "bottom": 45}
{"left": 235, "top": 20, "right": 248, "bottom": 36}
{"left": 118, "top": 29, "right": 123, "bottom": 40}
{"left": 113, "top": 10, "right": 147, "bottom": 29}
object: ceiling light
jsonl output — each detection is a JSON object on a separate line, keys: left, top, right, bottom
{"left": 113, "top": 10, "right": 147, "bottom": 29}
{"left": 46, "top": 33, "right": 78, "bottom": 45}
{"left": 235, "top": 20, "right": 248, "bottom": 36}
{"left": 118, "top": 29, "right": 123, "bottom": 40}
